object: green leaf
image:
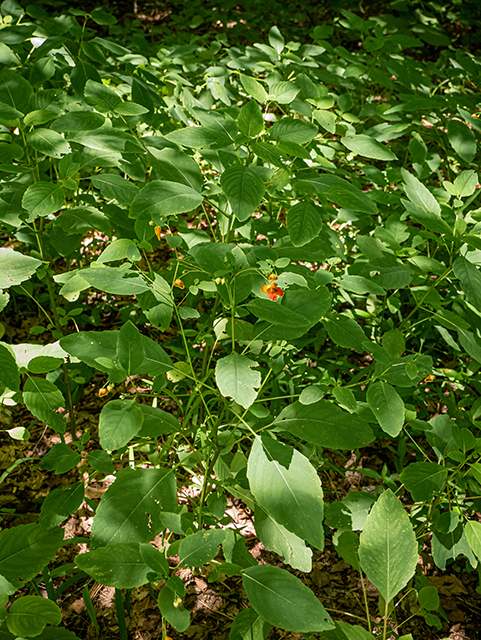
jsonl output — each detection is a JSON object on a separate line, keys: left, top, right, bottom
{"left": 275, "top": 400, "right": 374, "bottom": 449}
{"left": 51, "top": 110, "right": 105, "bottom": 132}
{"left": 69, "top": 127, "right": 143, "bottom": 153}
{"left": 0, "top": 343, "right": 20, "bottom": 390}
{"left": 268, "top": 81, "right": 300, "bottom": 104}
{"left": 22, "top": 182, "right": 65, "bottom": 219}
{"left": 453, "top": 256, "right": 481, "bottom": 312}
{"left": 138, "top": 404, "right": 180, "bottom": 437}
{"left": 28, "top": 356, "right": 64, "bottom": 374}
{"left": 238, "top": 100, "right": 264, "bottom": 137}
{"left": 76, "top": 542, "right": 150, "bottom": 588}
{"left": 447, "top": 118, "right": 476, "bottom": 163}
{"left": 242, "top": 565, "right": 333, "bottom": 632}
{"left": 158, "top": 587, "right": 190, "bottom": 632}
{"left": 84, "top": 79, "right": 121, "bottom": 112}
{"left": 399, "top": 462, "right": 448, "bottom": 502}
{"left": 401, "top": 168, "right": 440, "bottom": 214}
{"left": 215, "top": 353, "right": 261, "bottom": 409}
{"left": 271, "top": 118, "right": 318, "bottom": 144}
{"left": 91, "top": 467, "right": 176, "bottom": 546}
{"left": 239, "top": 74, "right": 267, "bottom": 103}
{"left": 130, "top": 180, "right": 203, "bottom": 223}
{"left": 117, "top": 321, "right": 145, "bottom": 376}
{"left": 367, "top": 381, "right": 405, "bottom": 437}
{"left": 359, "top": 489, "right": 418, "bottom": 602}
{"left": 27, "top": 128, "right": 70, "bottom": 158}
{"left": 60, "top": 330, "right": 118, "bottom": 372}
{"left": 268, "top": 26, "right": 285, "bottom": 54}
{"left": 0, "top": 249, "right": 42, "bottom": 288}
{"left": 87, "top": 449, "right": 115, "bottom": 474}
{"left": 0, "top": 523, "right": 64, "bottom": 581}
{"left": 341, "top": 134, "right": 397, "bottom": 160}
{"left": 81, "top": 266, "right": 151, "bottom": 295}
{"left": 0, "top": 69, "right": 32, "bottom": 114}
{"left": 313, "top": 109, "right": 336, "bottom": 134}
{"left": 465, "top": 520, "right": 481, "bottom": 561}
{"left": 23, "top": 377, "right": 66, "bottom": 432}
{"left": 382, "top": 329, "right": 405, "bottom": 358}
{"left": 140, "top": 336, "right": 173, "bottom": 376}
{"left": 247, "top": 436, "right": 324, "bottom": 550}
{"left": 90, "top": 173, "right": 139, "bottom": 205}
{"left": 286, "top": 201, "right": 323, "bottom": 247}
{"left": 39, "top": 482, "right": 84, "bottom": 528}
{"left": 179, "top": 529, "right": 225, "bottom": 567}
{"left": 99, "top": 399, "right": 144, "bottom": 450}
{"left": 230, "top": 608, "right": 271, "bottom": 640}
{"left": 139, "top": 543, "right": 169, "bottom": 576}
{"left": 322, "top": 314, "right": 367, "bottom": 353}
{"left": 453, "top": 170, "right": 478, "bottom": 198}
{"left": 221, "top": 166, "right": 265, "bottom": 222}
{"left": 147, "top": 147, "right": 203, "bottom": 192}
{"left": 115, "top": 102, "right": 149, "bottom": 115}
{"left": 40, "top": 443, "right": 80, "bottom": 474}
{"left": 296, "top": 173, "right": 377, "bottom": 214}
{"left": 254, "top": 508, "right": 312, "bottom": 572}
{"left": 6, "top": 596, "right": 61, "bottom": 637}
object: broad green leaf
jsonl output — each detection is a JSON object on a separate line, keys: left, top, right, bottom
{"left": 295, "top": 173, "right": 377, "bottom": 214}
{"left": 275, "top": 400, "right": 374, "bottom": 449}
{"left": 81, "top": 266, "right": 151, "bottom": 295}
{"left": 247, "top": 436, "right": 324, "bottom": 550}
{"left": 249, "top": 288, "right": 331, "bottom": 328}
{"left": 333, "top": 531, "right": 361, "bottom": 571}
{"left": 69, "top": 127, "right": 143, "bottom": 153}
{"left": 0, "top": 249, "right": 42, "bottom": 288}
{"left": 76, "top": 542, "right": 150, "bottom": 588}
{"left": 0, "top": 69, "right": 32, "bottom": 114}
{"left": 268, "top": 81, "right": 300, "bottom": 104}
{"left": 465, "top": 520, "right": 481, "bottom": 561}
{"left": 401, "top": 168, "right": 440, "bottom": 214}
{"left": 87, "top": 449, "right": 115, "bottom": 474}
{"left": 238, "top": 100, "right": 264, "bottom": 137}
{"left": 239, "top": 74, "right": 267, "bottom": 103}
{"left": 0, "top": 523, "right": 64, "bottom": 581}
{"left": 27, "top": 128, "right": 70, "bottom": 158}
{"left": 179, "top": 529, "right": 225, "bottom": 567}
{"left": 99, "top": 399, "right": 144, "bottom": 450}
{"left": 215, "top": 353, "right": 261, "bottom": 409}
{"left": 313, "top": 109, "right": 336, "bottom": 134}
{"left": 458, "top": 328, "right": 481, "bottom": 363}
{"left": 51, "top": 111, "right": 105, "bottom": 132}
{"left": 22, "top": 182, "right": 65, "bottom": 219}
{"left": 130, "top": 180, "right": 203, "bottom": 223}
{"left": 323, "top": 621, "right": 374, "bottom": 640}
{"left": 39, "top": 482, "right": 84, "bottom": 528}
{"left": 117, "top": 321, "right": 145, "bottom": 376}
{"left": 382, "top": 329, "right": 405, "bottom": 358}
{"left": 140, "top": 335, "right": 173, "bottom": 376}
{"left": 28, "top": 356, "right": 64, "bottom": 374}
{"left": 359, "top": 489, "right": 417, "bottom": 602}
{"left": 91, "top": 467, "right": 176, "bottom": 546}
{"left": 453, "top": 170, "right": 478, "bottom": 197}
{"left": 453, "top": 256, "right": 481, "bottom": 312}
{"left": 40, "top": 443, "right": 80, "bottom": 474}
{"left": 447, "top": 118, "right": 476, "bottom": 163}
{"left": 138, "top": 404, "right": 180, "bottom": 437}
{"left": 399, "top": 462, "right": 448, "bottom": 502}
{"left": 322, "top": 314, "right": 367, "bottom": 353}
{"left": 23, "top": 377, "right": 66, "bottom": 432}
{"left": 221, "top": 166, "right": 265, "bottom": 222}
{"left": 139, "top": 543, "right": 169, "bottom": 576}
{"left": 341, "top": 134, "right": 397, "bottom": 160}
{"left": 230, "top": 608, "right": 271, "bottom": 640}
{"left": 242, "top": 565, "right": 333, "bottom": 632}
{"left": 271, "top": 118, "right": 318, "bottom": 144}
{"left": 60, "top": 330, "right": 118, "bottom": 372}
{"left": 432, "top": 522, "right": 476, "bottom": 570}
{"left": 84, "top": 79, "right": 121, "bottom": 112}
{"left": 166, "top": 125, "right": 232, "bottom": 149}
{"left": 287, "top": 201, "right": 323, "bottom": 246}
{"left": 147, "top": 147, "right": 203, "bottom": 192}
{"left": 254, "top": 508, "right": 312, "bottom": 572}
{"left": 90, "top": 173, "right": 139, "bottom": 205}
{"left": 367, "top": 381, "right": 404, "bottom": 437}
{"left": 0, "top": 343, "right": 20, "bottom": 390}
{"left": 115, "top": 102, "right": 149, "bottom": 115}
{"left": 158, "top": 587, "right": 190, "bottom": 632}
{"left": 6, "top": 596, "right": 61, "bottom": 637}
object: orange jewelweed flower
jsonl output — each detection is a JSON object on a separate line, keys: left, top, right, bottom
{"left": 268, "top": 273, "right": 278, "bottom": 282}
{"left": 423, "top": 374, "right": 436, "bottom": 383}
{"left": 98, "top": 387, "right": 109, "bottom": 397}
{"left": 173, "top": 279, "right": 185, "bottom": 289}
{"left": 261, "top": 281, "right": 284, "bottom": 302}
{"left": 154, "top": 226, "right": 162, "bottom": 241}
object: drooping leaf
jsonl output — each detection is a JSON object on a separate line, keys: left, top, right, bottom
{"left": 39, "top": 482, "right": 84, "bottom": 528}
{"left": 242, "top": 565, "right": 333, "bottom": 632}
{"left": 359, "top": 490, "right": 418, "bottom": 602}
{"left": 322, "top": 314, "right": 367, "bottom": 353}
{"left": 230, "top": 607, "right": 271, "bottom": 640}
{"left": 91, "top": 467, "right": 177, "bottom": 546}
{"left": 98, "top": 399, "right": 144, "bottom": 450}
{"left": 399, "top": 462, "right": 448, "bottom": 502}
{"left": 116, "top": 321, "right": 145, "bottom": 376}
{"left": 23, "top": 377, "right": 66, "bottom": 432}
{"left": 275, "top": 400, "right": 374, "bottom": 449}
{"left": 27, "top": 128, "right": 70, "bottom": 158}
{"left": 179, "top": 529, "right": 225, "bottom": 567}
{"left": 447, "top": 118, "right": 476, "bottom": 163}
{"left": 0, "top": 343, "right": 20, "bottom": 390}
{"left": 254, "top": 508, "right": 312, "bottom": 572}
{"left": 215, "top": 353, "right": 261, "bottom": 409}
{"left": 130, "top": 180, "right": 203, "bottom": 223}
{"left": 367, "top": 381, "right": 404, "bottom": 437}
{"left": 6, "top": 596, "right": 62, "bottom": 637}
{"left": 465, "top": 520, "right": 481, "bottom": 561}
{"left": 76, "top": 542, "right": 150, "bottom": 588}
{"left": 248, "top": 436, "right": 324, "bottom": 550}
{"left": 401, "top": 168, "right": 440, "bottom": 214}
{"left": 40, "top": 443, "right": 80, "bottom": 474}
{"left": 158, "top": 586, "right": 190, "bottom": 632}
{"left": 221, "top": 166, "right": 265, "bottom": 222}
{"left": 0, "top": 249, "right": 42, "bottom": 289}
{"left": 453, "top": 256, "right": 481, "bottom": 312}
{"left": 0, "top": 523, "right": 64, "bottom": 581}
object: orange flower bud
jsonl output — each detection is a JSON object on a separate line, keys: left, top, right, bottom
{"left": 423, "top": 374, "right": 435, "bottom": 383}
{"left": 173, "top": 279, "right": 185, "bottom": 289}
{"left": 154, "top": 226, "right": 162, "bottom": 241}
{"left": 268, "top": 273, "right": 278, "bottom": 282}
{"left": 98, "top": 387, "right": 109, "bottom": 397}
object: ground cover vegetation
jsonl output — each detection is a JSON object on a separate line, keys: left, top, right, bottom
{"left": 1, "top": 0, "right": 481, "bottom": 638}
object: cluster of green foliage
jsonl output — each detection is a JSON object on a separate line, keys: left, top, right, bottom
{"left": 1, "top": 0, "right": 481, "bottom": 638}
